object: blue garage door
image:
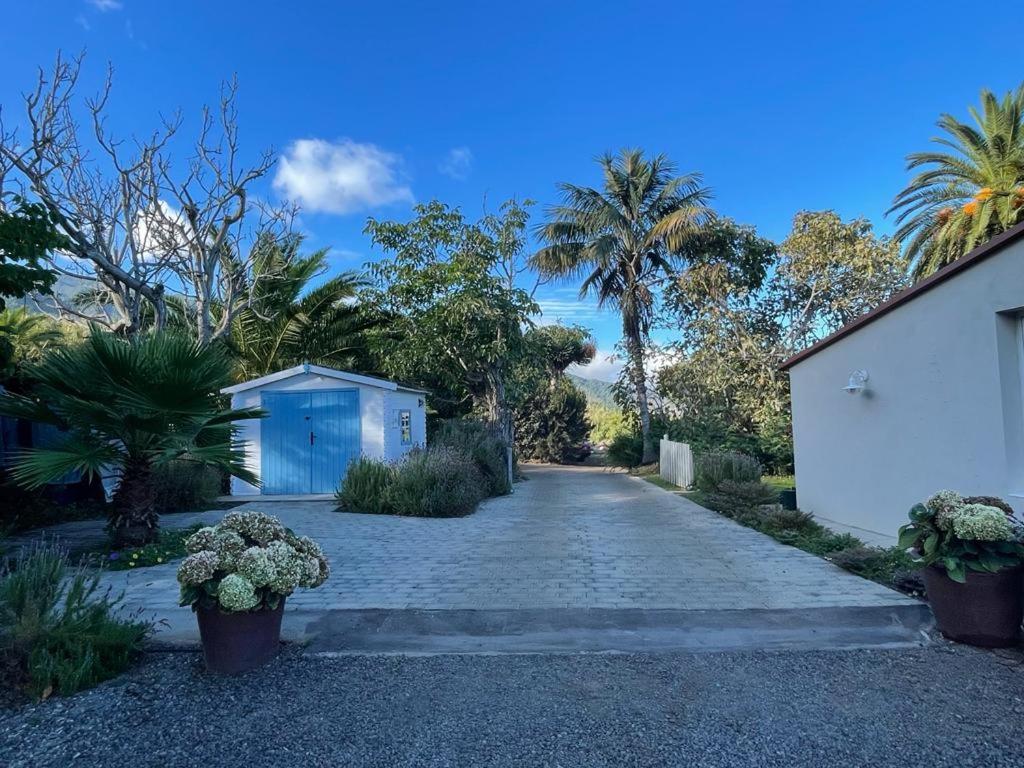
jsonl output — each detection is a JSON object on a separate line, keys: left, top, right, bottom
{"left": 261, "top": 389, "right": 360, "bottom": 494}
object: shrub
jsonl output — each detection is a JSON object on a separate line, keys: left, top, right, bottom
{"left": 0, "top": 542, "right": 151, "bottom": 700}
{"left": 694, "top": 451, "right": 762, "bottom": 492}
{"left": 433, "top": 419, "right": 510, "bottom": 496}
{"left": 104, "top": 524, "right": 205, "bottom": 570}
{"left": 515, "top": 379, "right": 591, "bottom": 464}
{"left": 386, "top": 446, "right": 485, "bottom": 517}
{"left": 178, "top": 511, "right": 329, "bottom": 613}
{"left": 337, "top": 456, "right": 395, "bottom": 514}
{"left": 149, "top": 461, "right": 224, "bottom": 515}
{"left": 704, "top": 480, "right": 778, "bottom": 518}
{"left": 606, "top": 432, "right": 645, "bottom": 467}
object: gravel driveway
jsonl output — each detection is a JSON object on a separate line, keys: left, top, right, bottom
{"left": 3, "top": 645, "right": 1022, "bottom": 768}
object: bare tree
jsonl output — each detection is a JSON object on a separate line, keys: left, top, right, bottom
{"left": 0, "top": 52, "right": 288, "bottom": 341}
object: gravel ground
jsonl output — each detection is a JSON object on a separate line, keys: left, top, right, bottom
{"left": 3, "top": 645, "right": 1024, "bottom": 768}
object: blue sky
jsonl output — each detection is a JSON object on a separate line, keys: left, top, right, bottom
{"left": 2, "top": 1, "right": 1021, "bottom": 379}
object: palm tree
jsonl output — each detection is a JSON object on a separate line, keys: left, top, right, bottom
{"left": 0, "top": 307, "right": 66, "bottom": 381}
{"left": 230, "top": 238, "right": 378, "bottom": 380}
{"left": 531, "top": 149, "right": 712, "bottom": 462}
{"left": 889, "top": 84, "right": 1024, "bottom": 279}
{"left": 0, "top": 329, "right": 262, "bottom": 546}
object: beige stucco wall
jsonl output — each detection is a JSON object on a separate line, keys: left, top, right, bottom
{"left": 789, "top": 239, "right": 1024, "bottom": 542}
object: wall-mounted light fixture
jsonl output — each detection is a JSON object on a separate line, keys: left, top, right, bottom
{"left": 843, "top": 369, "right": 869, "bottom": 395}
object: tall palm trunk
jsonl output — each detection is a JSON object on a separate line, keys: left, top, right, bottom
{"left": 110, "top": 456, "right": 159, "bottom": 547}
{"left": 623, "top": 312, "right": 656, "bottom": 464}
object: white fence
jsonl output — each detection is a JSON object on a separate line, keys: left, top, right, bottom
{"left": 659, "top": 436, "right": 694, "bottom": 489}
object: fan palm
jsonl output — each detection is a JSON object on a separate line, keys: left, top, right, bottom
{"left": 531, "top": 149, "right": 712, "bottom": 462}
{"left": 231, "top": 238, "right": 377, "bottom": 380}
{"left": 0, "top": 329, "right": 263, "bottom": 545}
{"left": 889, "top": 84, "right": 1024, "bottom": 279}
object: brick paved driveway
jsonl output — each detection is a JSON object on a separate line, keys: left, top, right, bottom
{"left": 99, "top": 465, "right": 912, "bottom": 637}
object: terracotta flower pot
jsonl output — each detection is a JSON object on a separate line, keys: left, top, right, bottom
{"left": 923, "top": 565, "right": 1023, "bottom": 647}
{"left": 195, "top": 599, "right": 285, "bottom": 674}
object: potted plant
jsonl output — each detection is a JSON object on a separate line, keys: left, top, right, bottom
{"left": 898, "top": 491, "right": 1024, "bottom": 647}
{"left": 177, "top": 511, "right": 330, "bottom": 674}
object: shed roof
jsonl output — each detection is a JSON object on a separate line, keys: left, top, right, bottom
{"left": 221, "top": 364, "right": 429, "bottom": 395}
{"left": 780, "top": 220, "right": 1024, "bottom": 371}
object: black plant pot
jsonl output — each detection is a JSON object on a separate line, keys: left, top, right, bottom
{"left": 195, "top": 599, "right": 285, "bottom": 674}
{"left": 779, "top": 488, "right": 797, "bottom": 511}
{"left": 923, "top": 565, "right": 1023, "bottom": 648}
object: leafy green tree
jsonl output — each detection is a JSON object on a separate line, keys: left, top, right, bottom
{"left": 889, "top": 84, "right": 1024, "bottom": 278}
{"left": 532, "top": 149, "right": 712, "bottom": 463}
{"left": 362, "top": 200, "right": 537, "bottom": 441}
{"left": 230, "top": 236, "right": 377, "bottom": 380}
{"left": 0, "top": 200, "right": 61, "bottom": 311}
{"left": 512, "top": 325, "right": 594, "bottom": 463}
{"left": 0, "top": 330, "right": 262, "bottom": 546}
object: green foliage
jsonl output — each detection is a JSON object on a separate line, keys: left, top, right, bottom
{"left": 532, "top": 149, "right": 713, "bottom": 464}
{"left": 658, "top": 213, "right": 907, "bottom": 474}
{"left": 704, "top": 480, "right": 778, "bottom": 518}
{"left": 829, "top": 546, "right": 921, "bottom": 592}
{"left": 230, "top": 236, "right": 379, "bottom": 380}
{"left": 0, "top": 329, "right": 263, "bottom": 543}
{"left": 587, "top": 403, "right": 631, "bottom": 444}
{"left": 0, "top": 307, "right": 66, "bottom": 384}
{"left": 0, "top": 542, "right": 150, "bottom": 699}
{"left": 336, "top": 457, "right": 396, "bottom": 514}
{"left": 514, "top": 378, "right": 590, "bottom": 464}
{"left": 362, "top": 200, "right": 538, "bottom": 432}
{"left": 606, "top": 432, "right": 646, "bottom": 467}
{"left": 105, "top": 524, "right": 205, "bottom": 571}
{"left": 0, "top": 199, "right": 62, "bottom": 313}
{"left": 694, "top": 452, "right": 762, "bottom": 492}
{"left": 897, "top": 492, "right": 1024, "bottom": 582}
{"left": 149, "top": 461, "right": 224, "bottom": 515}
{"left": 385, "top": 447, "right": 485, "bottom": 517}
{"left": 433, "top": 419, "right": 511, "bottom": 496}
{"left": 888, "top": 83, "right": 1024, "bottom": 278}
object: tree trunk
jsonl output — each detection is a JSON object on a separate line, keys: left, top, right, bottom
{"left": 623, "top": 315, "right": 656, "bottom": 464}
{"left": 110, "top": 457, "right": 159, "bottom": 547}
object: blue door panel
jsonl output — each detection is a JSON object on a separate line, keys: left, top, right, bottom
{"left": 262, "top": 389, "right": 360, "bottom": 495}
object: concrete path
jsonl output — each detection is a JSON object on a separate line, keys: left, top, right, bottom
{"left": 77, "top": 464, "right": 926, "bottom": 649}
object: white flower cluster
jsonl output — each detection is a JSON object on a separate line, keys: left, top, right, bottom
{"left": 951, "top": 504, "right": 1015, "bottom": 542}
{"left": 926, "top": 490, "right": 964, "bottom": 532}
{"left": 177, "top": 511, "right": 330, "bottom": 613}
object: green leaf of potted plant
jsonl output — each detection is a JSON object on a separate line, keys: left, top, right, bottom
{"left": 898, "top": 491, "right": 1024, "bottom": 647}
{"left": 177, "top": 511, "right": 330, "bottom": 673}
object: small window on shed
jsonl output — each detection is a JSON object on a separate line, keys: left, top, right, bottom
{"left": 400, "top": 410, "right": 412, "bottom": 445}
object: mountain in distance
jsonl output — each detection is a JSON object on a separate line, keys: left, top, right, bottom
{"left": 568, "top": 374, "right": 617, "bottom": 409}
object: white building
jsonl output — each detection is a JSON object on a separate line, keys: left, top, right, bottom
{"left": 782, "top": 223, "right": 1024, "bottom": 544}
{"left": 223, "top": 364, "right": 427, "bottom": 496}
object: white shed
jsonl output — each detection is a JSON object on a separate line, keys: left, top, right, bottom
{"left": 222, "top": 364, "right": 427, "bottom": 496}
{"left": 782, "top": 222, "right": 1024, "bottom": 544}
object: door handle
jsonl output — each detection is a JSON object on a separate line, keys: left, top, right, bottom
{"left": 310, "top": 431, "right": 315, "bottom": 446}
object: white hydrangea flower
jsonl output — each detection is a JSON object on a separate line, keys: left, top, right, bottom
{"left": 177, "top": 550, "right": 219, "bottom": 586}
{"left": 265, "top": 540, "right": 303, "bottom": 595}
{"left": 927, "top": 490, "right": 964, "bottom": 531}
{"left": 951, "top": 504, "right": 1015, "bottom": 542}
{"left": 212, "top": 529, "right": 247, "bottom": 570}
{"left": 236, "top": 546, "right": 277, "bottom": 588}
{"left": 185, "top": 526, "right": 218, "bottom": 554}
{"left": 221, "top": 511, "right": 286, "bottom": 545}
{"left": 217, "top": 574, "right": 259, "bottom": 612}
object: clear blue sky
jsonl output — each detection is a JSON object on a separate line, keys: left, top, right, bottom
{"left": 2, "top": 1, "right": 1020, "bottom": 379}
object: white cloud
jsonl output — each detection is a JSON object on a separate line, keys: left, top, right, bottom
{"left": 273, "top": 138, "right": 413, "bottom": 215}
{"left": 568, "top": 348, "right": 622, "bottom": 383}
{"left": 75, "top": 14, "right": 91, "bottom": 29}
{"left": 88, "top": 0, "right": 122, "bottom": 10}
{"left": 438, "top": 147, "right": 473, "bottom": 180}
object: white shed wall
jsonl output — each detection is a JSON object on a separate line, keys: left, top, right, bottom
{"left": 383, "top": 389, "right": 428, "bottom": 461}
{"left": 789, "top": 238, "right": 1024, "bottom": 542}
{"left": 230, "top": 372, "right": 386, "bottom": 495}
